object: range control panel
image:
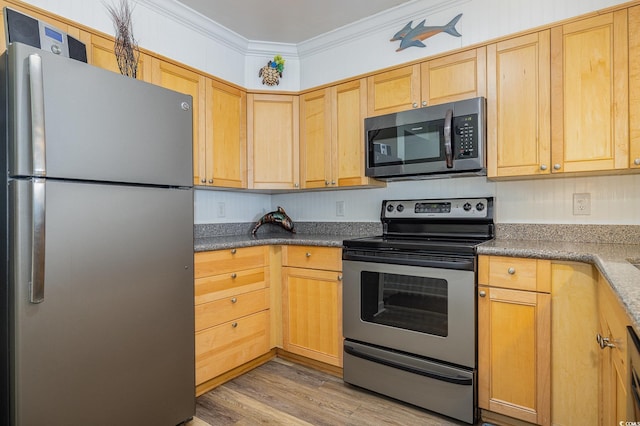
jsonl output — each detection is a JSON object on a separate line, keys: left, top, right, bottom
{"left": 381, "top": 197, "right": 491, "bottom": 219}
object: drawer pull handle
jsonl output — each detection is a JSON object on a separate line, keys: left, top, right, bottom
{"left": 231, "top": 273, "right": 237, "bottom": 279}
{"left": 230, "top": 248, "right": 237, "bottom": 255}
{"left": 508, "top": 267, "right": 516, "bottom": 275}
{"left": 479, "top": 290, "right": 486, "bottom": 297}
{"left": 231, "top": 322, "right": 238, "bottom": 328}
{"left": 230, "top": 297, "right": 237, "bottom": 303}
{"left": 596, "top": 333, "right": 616, "bottom": 349}
{"left": 305, "top": 252, "right": 311, "bottom": 257}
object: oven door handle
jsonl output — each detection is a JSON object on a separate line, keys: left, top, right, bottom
{"left": 344, "top": 344, "right": 473, "bottom": 386}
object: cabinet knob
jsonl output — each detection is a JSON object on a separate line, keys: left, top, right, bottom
{"left": 200, "top": 178, "right": 206, "bottom": 183}
{"left": 305, "top": 252, "right": 311, "bottom": 257}
{"left": 230, "top": 273, "right": 237, "bottom": 279}
{"left": 231, "top": 322, "right": 238, "bottom": 328}
{"left": 331, "top": 181, "right": 336, "bottom": 185}
{"left": 294, "top": 183, "right": 299, "bottom": 188}
{"left": 508, "top": 267, "right": 516, "bottom": 275}
{"left": 412, "top": 102, "right": 418, "bottom": 108}
{"left": 540, "top": 164, "right": 548, "bottom": 171}
{"left": 634, "top": 158, "right": 640, "bottom": 166}
{"left": 231, "top": 297, "right": 237, "bottom": 303}
{"left": 325, "top": 180, "right": 330, "bottom": 186}
{"left": 208, "top": 179, "right": 213, "bottom": 184}
{"left": 421, "top": 101, "right": 427, "bottom": 107}
{"left": 337, "top": 275, "right": 343, "bottom": 281}
{"left": 553, "top": 163, "right": 561, "bottom": 170}
{"left": 479, "top": 290, "right": 486, "bottom": 297}
{"left": 230, "top": 249, "right": 237, "bottom": 255}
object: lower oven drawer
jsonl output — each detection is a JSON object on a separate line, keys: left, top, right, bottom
{"left": 343, "top": 340, "right": 475, "bottom": 424}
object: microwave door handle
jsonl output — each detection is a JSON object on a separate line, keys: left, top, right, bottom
{"left": 444, "top": 109, "right": 453, "bottom": 168}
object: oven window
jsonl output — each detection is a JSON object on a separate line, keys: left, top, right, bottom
{"left": 360, "top": 271, "right": 448, "bottom": 336}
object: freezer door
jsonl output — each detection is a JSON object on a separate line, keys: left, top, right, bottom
{"left": 9, "top": 179, "right": 194, "bottom": 426}
{"left": 6, "top": 42, "right": 192, "bottom": 187}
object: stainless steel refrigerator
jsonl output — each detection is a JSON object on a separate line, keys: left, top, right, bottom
{"left": 1, "top": 42, "right": 195, "bottom": 425}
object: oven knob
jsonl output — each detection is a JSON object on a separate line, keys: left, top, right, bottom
{"left": 396, "top": 204, "right": 404, "bottom": 212}
{"left": 476, "top": 202, "right": 485, "bottom": 211}
{"left": 386, "top": 204, "right": 394, "bottom": 212}
{"left": 463, "top": 202, "right": 472, "bottom": 211}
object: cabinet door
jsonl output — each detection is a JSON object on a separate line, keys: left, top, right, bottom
{"left": 206, "top": 79, "right": 247, "bottom": 188}
{"left": 282, "top": 267, "right": 343, "bottom": 367}
{"left": 629, "top": 6, "right": 640, "bottom": 170}
{"left": 421, "top": 47, "right": 487, "bottom": 106}
{"left": 367, "top": 64, "right": 420, "bottom": 116}
{"left": 478, "top": 286, "right": 551, "bottom": 425}
{"left": 300, "top": 88, "right": 332, "bottom": 189}
{"left": 151, "top": 59, "right": 206, "bottom": 186}
{"left": 79, "top": 32, "right": 151, "bottom": 82}
{"left": 247, "top": 94, "right": 300, "bottom": 190}
{"left": 550, "top": 11, "right": 628, "bottom": 174}
{"left": 487, "top": 31, "right": 551, "bottom": 178}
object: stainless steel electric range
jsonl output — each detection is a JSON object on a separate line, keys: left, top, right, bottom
{"left": 341, "top": 197, "right": 494, "bottom": 424}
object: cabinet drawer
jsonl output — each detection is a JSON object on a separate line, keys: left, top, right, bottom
{"left": 195, "top": 310, "right": 270, "bottom": 385}
{"left": 282, "top": 246, "right": 342, "bottom": 271}
{"left": 195, "top": 266, "right": 267, "bottom": 305}
{"left": 478, "top": 255, "right": 551, "bottom": 293}
{"left": 195, "top": 288, "right": 269, "bottom": 331}
{"left": 194, "top": 246, "right": 267, "bottom": 278}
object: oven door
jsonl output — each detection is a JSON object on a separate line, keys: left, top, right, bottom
{"left": 342, "top": 259, "right": 476, "bottom": 368}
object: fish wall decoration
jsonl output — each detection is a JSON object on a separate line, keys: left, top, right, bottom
{"left": 391, "top": 13, "right": 463, "bottom": 52}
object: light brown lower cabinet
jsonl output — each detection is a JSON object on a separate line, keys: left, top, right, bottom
{"left": 478, "top": 256, "right": 551, "bottom": 425}
{"left": 281, "top": 246, "right": 343, "bottom": 367}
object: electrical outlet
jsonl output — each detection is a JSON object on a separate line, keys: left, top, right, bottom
{"left": 573, "top": 193, "right": 591, "bottom": 215}
{"left": 217, "top": 202, "right": 226, "bottom": 218}
{"left": 336, "top": 201, "right": 345, "bottom": 217}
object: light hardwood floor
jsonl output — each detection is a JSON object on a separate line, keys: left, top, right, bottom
{"left": 190, "top": 358, "right": 466, "bottom": 425}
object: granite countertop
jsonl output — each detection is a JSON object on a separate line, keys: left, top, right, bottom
{"left": 194, "top": 232, "right": 350, "bottom": 251}
{"left": 478, "top": 239, "right": 640, "bottom": 333}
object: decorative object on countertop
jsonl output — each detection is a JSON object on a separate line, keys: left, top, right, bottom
{"left": 252, "top": 206, "right": 295, "bottom": 234}
{"left": 391, "top": 13, "right": 462, "bottom": 52}
{"left": 259, "top": 54, "right": 285, "bottom": 86}
{"left": 105, "top": 0, "right": 140, "bottom": 78}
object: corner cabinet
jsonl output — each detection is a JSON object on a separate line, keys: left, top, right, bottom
{"left": 194, "top": 247, "right": 271, "bottom": 396}
{"left": 478, "top": 255, "right": 551, "bottom": 426}
{"left": 247, "top": 94, "right": 300, "bottom": 190}
{"left": 300, "top": 80, "right": 384, "bottom": 189}
{"left": 281, "top": 246, "right": 343, "bottom": 367}
{"left": 366, "top": 47, "right": 486, "bottom": 116}
{"left": 487, "top": 31, "right": 551, "bottom": 178}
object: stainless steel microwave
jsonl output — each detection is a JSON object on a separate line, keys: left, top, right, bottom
{"left": 365, "top": 97, "right": 486, "bottom": 180}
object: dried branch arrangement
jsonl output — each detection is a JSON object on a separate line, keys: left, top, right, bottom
{"left": 105, "top": 0, "right": 140, "bottom": 78}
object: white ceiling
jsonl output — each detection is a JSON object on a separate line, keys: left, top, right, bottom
{"left": 175, "top": 0, "right": 415, "bottom": 44}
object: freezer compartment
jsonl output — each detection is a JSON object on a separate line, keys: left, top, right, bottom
{"left": 4, "top": 42, "right": 193, "bottom": 187}
{"left": 7, "top": 179, "right": 194, "bottom": 426}
{"left": 343, "top": 340, "right": 476, "bottom": 424}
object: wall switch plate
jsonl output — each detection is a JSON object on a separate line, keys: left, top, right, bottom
{"left": 336, "top": 200, "right": 345, "bottom": 217}
{"left": 573, "top": 193, "right": 591, "bottom": 215}
{"left": 217, "top": 201, "right": 226, "bottom": 217}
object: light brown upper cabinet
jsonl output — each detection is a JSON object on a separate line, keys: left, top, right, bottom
{"left": 247, "top": 94, "right": 300, "bottom": 190}
{"left": 487, "top": 31, "right": 551, "bottom": 178}
{"left": 550, "top": 11, "right": 629, "bottom": 174}
{"left": 300, "top": 80, "right": 384, "bottom": 189}
{"left": 151, "top": 58, "right": 206, "bottom": 186}
{"left": 366, "top": 47, "right": 486, "bottom": 117}
{"left": 629, "top": 6, "right": 640, "bottom": 170}
{"left": 204, "top": 80, "right": 247, "bottom": 188}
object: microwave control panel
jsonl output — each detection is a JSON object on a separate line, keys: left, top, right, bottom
{"left": 453, "top": 114, "right": 479, "bottom": 159}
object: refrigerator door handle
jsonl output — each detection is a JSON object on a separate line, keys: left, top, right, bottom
{"left": 28, "top": 53, "right": 47, "bottom": 176}
{"left": 30, "top": 178, "right": 46, "bottom": 303}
